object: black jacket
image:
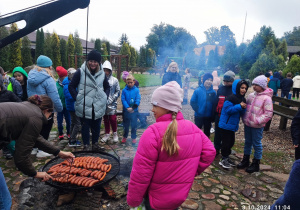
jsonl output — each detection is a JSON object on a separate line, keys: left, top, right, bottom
{"left": 0, "top": 88, "right": 22, "bottom": 103}
{"left": 280, "top": 78, "right": 293, "bottom": 92}
{"left": 291, "top": 109, "right": 300, "bottom": 145}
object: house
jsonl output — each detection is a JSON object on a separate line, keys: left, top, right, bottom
{"left": 287, "top": 46, "right": 300, "bottom": 59}
{"left": 193, "top": 45, "right": 226, "bottom": 56}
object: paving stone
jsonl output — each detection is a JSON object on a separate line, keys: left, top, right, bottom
{"left": 202, "top": 201, "right": 222, "bottom": 210}
{"left": 204, "top": 167, "right": 212, "bottom": 174}
{"left": 208, "top": 178, "right": 220, "bottom": 184}
{"left": 260, "top": 176, "right": 275, "bottom": 184}
{"left": 12, "top": 177, "right": 27, "bottom": 185}
{"left": 202, "top": 173, "right": 209, "bottom": 177}
{"left": 201, "top": 194, "right": 215, "bottom": 200}
{"left": 202, "top": 180, "right": 212, "bottom": 187}
{"left": 229, "top": 201, "right": 238, "bottom": 208}
{"left": 223, "top": 190, "right": 231, "bottom": 195}
{"left": 181, "top": 199, "right": 199, "bottom": 210}
{"left": 216, "top": 184, "right": 224, "bottom": 190}
{"left": 241, "top": 188, "right": 268, "bottom": 202}
{"left": 219, "top": 175, "right": 241, "bottom": 190}
{"left": 266, "top": 185, "right": 283, "bottom": 194}
{"left": 235, "top": 153, "right": 244, "bottom": 159}
{"left": 260, "top": 164, "right": 272, "bottom": 171}
{"left": 216, "top": 199, "right": 226, "bottom": 205}
{"left": 257, "top": 186, "right": 268, "bottom": 191}
{"left": 188, "top": 192, "right": 200, "bottom": 200}
{"left": 219, "top": 195, "right": 230, "bottom": 200}
{"left": 5, "top": 160, "right": 15, "bottom": 168}
{"left": 5, "top": 177, "right": 11, "bottom": 183}
{"left": 237, "top": 169, "right": 248, "bottom": 175}
{"left": 194, "top": 175, "right": 204, "bottom": 180}
{"left": 263, "top": 172, "right": 289, "bottom": 182}
{"left": 243, "top": 176, "right": 263, "bottom": 186}
{"left": 231, "top": 195, "right": 238, "bottom": 201}
{"left": 191, "top": 181, "right": 206, "bottom": 192}
{"left": 13, "top": 183, "right": 20, "bottom": 192}
{"left": 2, "top": 169, "right": 11, "bottom": 174}
{"left": 269, "top": 192, "right": 281, "bottom": 199}
{"left": 11, "top": 171, "right": 20, "bottom": 177}
{"left": 211, "top": 188, "right": 220, "bottom": 194}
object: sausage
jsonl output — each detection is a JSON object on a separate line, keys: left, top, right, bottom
{"left": 89, "top": 180, "right": 98, "bottom": 187}
{"left": 81, "top": 178, "right": 89, "bottom": 186}
{"left": 106, "top": 164, "right": 112, "bottom": 172}
{"left": 101, "top": 164, "right": 106, "bottom": 171}
{"left": 94, "top": 171, "right": 101, "bottom": 179}
{"left": 99, "top": 172, "right": 106, "bottom": 181}
{"left": 90, "top": 170, "right": 97, "bottom": 177}
{"left": 77, "top": 177, "right": 85, "bottom": 186}
{"left": 102, "top": 159, "right": 109, "bottom": 164}
{"left": 97, "top": 172, "right": 103, "bottom": 180}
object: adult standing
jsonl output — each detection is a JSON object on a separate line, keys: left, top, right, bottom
{"left": 68, "top": 50, "right": 110, "bottom": 151}
{"left": 0, "top": 95, "right": 74, "bottom": 210}
{"left": 280, "top": 73, "right": 293, "bottom": 99}
{"left": 292, "top": 73, "right": 300, "bottom": 100}
{"left": 182, "top": 68, "right": 191, "bottom": 105}
{"left": 27, "top": 55, "right": 63, "bottom": 158}
{"left": 162, "top": 62, "right": 182, "bottom": 87}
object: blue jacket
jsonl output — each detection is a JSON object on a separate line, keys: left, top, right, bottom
{"left": 27, "top": 68, "right": 63, "bottom": 112}
{"left": 268, "top": 72, "right": 280, "bottom": 94}
{"left": 121, "top": 85, "right": 141, "bottom": 111}
{"left": 218, "top": 79, "right": 246, "bottom": 132}
{"left": 190, "top": 85, "right": 217, "bottom": 117}
{"left": 162, "top": 72, "right": 182, "bottom": 88}
{"left": 62, "top": 77, "right": 75, "bottom": 112}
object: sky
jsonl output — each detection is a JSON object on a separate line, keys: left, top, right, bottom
{"left": 0, "top": 0, "right": 299, "bottom": 49}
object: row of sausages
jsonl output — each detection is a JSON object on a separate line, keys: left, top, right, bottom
{"left": 61, "top": 157, "right": 109, "bottom": 166}
{"left": 50, "top": 173, "right": 100, "bottom": 187}
{"left": 48, "top": 164, "right": 111, "bottom": 175}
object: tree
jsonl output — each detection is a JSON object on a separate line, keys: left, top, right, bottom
{"left": 138, "top": 46, "right": 147, "bottom": 67}
{"left": 101, "top": 43, "right": 108, "bottom": 61}
{"left": 74, "top": 31, "right": 83, "bottom": 66}
{"left": 129, "top": 46, "right": 137, "bottom": 67}
{"left": 106, "top": 41, "right": 111, "bottom": 55}
{"left": 219, "top": 25, "right": 236, "bottom": 45}
{"left": 35, "top": 28, "right": 44, "bottom": 60}
{"left": 222, "top": 42, "right": 238, "bottom": 73}
{"left": 213, "top": 46, "right": 220, "bottom": 67}
{"left": 277, "top": 39, "right": 288, "bottom": 60}
{"left": 51, "top": 32, "right": 61, "bottom": 68}
{"left": 283, "top": 55, "right": 300, "bottom": 76}
{"left": 94, "top": 38, "right": 101, "bottom": 52}
{"left": 204, "top": 27, "right": 220, "bottom": 45}
{"left": 60, "top": 38, "right": 68, "bottom": 69}
{"left": 197, "top": 47, "right": 206, "bottom": 70}
{"left": 207, "top": 50, "right": 215, "bottom": 70}
{"left": 282, "top": 26, "right": 300, "bottom": 46}
{"left": 21, "top": 36, "right": 33, "bottom": 68}
{"left": 146, "top": 48, "right": 156, "bottom": 67}
{"left": 9, "top": 23, "right": 22, "bottom": 70}
{"left": 44, "top": 32, "right": 53, "bottom": 60}
{"left": 120, "top": 42, "right": 131, "bottom": 69}
{"left": 118, "top": 33, "right": 130, "bottom": 46}
{"left": 67, "top": 34, "right": 75, "bottom": 68}
{"left": 0, "top": 27, "right": 10, "bottom": 70}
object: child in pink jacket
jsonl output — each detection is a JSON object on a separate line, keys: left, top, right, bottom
{"left": 238, "top": 75, "right": 273, "bottom": 173}
{"left": 127, "top": 81, "right": 216, "bottom": 210}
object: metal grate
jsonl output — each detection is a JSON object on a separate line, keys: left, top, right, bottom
{"left": 40, "top": 151, "right": 120, "bottom": 191}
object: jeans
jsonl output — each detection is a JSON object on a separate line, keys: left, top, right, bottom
{"left": 281, "top": 91, "right": 290, "bottom": 99}
{"left": 123, "top": 110, "right": 138, "bottom": 139}
{"left": 194, "top": 116, "right": 211, "bottom": 138}
{"left": 104, "top": 115, "right": 117, "bottom": 133}
{"left": 80, "top": 117, "right": 102, "bottom": 145}
{"left": 40, "top": 113, "right": 54, "bottom": 140}
{"left": 69, "top": 111, "right": 81, "bottom": 141}
{"left": 244, "top": 125, "right": 264, "bottom": 159}
{"left": 214, "top": 115, "right": 221, "bottom": 150}
{"left": 220, "top": 128, "right": 235, "bottom": 158}
{"left": 57, "top": 107, "right": 71, "bottom": 135}
{"left": 0, "top": 168, "right": 11, "bottom": 210}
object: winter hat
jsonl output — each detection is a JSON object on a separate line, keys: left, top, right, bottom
{"left": 122, "top": 71, "right": 129, "bottom": 80}
{"left": 103, "top": 60, "right": 112, "bottom": 71}
{"left": 67, "top": 68, "right": 76, "bottom": 76}
{"left": 151, "top": 81, "right": 183, "bottom": 113}
{"left": 252, "top": 75, "right": 268, "bottom": 89}
{"left": 264, "top": 72, "right": 271, "bottom": 78}
{"left": 223, "top": 70, "right": 235, "bottom": 82}
{"left": 202, "top": 73, "right": 213, "bottom": 84}
{"left": 37, "top": 55, "right": 53, "bottom": 67}
{"left": 87, "top": 50, "right": 101, "bottom": 64}
{"left": 12, "top": 66, "right": 28, "bottom": 78}
{"left": 166, "top": 62, "right": 179, "bottom": 73}
{"left": 56, "top": 66, "right": 68, "bottom": 78}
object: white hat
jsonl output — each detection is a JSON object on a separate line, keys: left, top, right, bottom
{"left": 103, "top": 60, "right": 112, "bottom": 71}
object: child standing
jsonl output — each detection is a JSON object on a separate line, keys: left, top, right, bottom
{"left": 121, "top": 75, "right": 141, "bottom": 145}
{"left": 190, "top": 73, "right": 217, "bottom": 138}
{"left": 238, "top": 75, "right": 273, "bottom": 173}
{"left": 218, "top": 79, "right": 248, "bottom": 169}
{"left": 182, "top": 68, "right": 191, "bottom": 105}
{"left": 101, "top": 61, "right": 120, "bottom": 143}
{"left": 127, "top": 81, "right": 215, "bottom": 209}
{"left": 280, "top": 72, "right": 293, "bottom": 99}
{"left": 62, "top": 68, "right": 81, "bottom": 147}
{"left": 12, "top": 67, "right": 28, "bottom": 101}
{"left": 56, "top": 66, "right": 71, "bottom": 140}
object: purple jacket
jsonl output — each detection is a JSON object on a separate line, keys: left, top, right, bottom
{"left": 242, "top": 88, "right": 273, "bottom": 128}
{"left": 127, "top": 112, "right": 216, "bottom": 210}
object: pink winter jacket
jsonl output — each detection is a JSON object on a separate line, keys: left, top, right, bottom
{"left": 127, "top": 112, "right": 216, "bottom": 210}
{"left": 242, "top": 88, "right": 273, "bottom": 128}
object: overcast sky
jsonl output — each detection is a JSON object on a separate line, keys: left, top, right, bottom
{"left": 0, "top": 0, "right": 299, "bottom": 49}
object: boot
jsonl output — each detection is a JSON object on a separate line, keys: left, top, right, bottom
{"left": 246, "top": 158, "right": 260, "bottom": 173}
{"left": 237, "top": 155, "right": 250, "bottom": 169}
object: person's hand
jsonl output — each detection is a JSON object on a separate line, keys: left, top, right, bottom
{"left": 127, "top": 108, "right": 134, "bottom": 113}
{"left": 58, "top": 151, "right": 75, "bottom": 163}
{"left": 240, "top": 102, "right": 247, "bottom": 109}
{"left": 294, "top": 145, "right": 299, "bottom": 148}
{"left": 35, "top": 172, "right": 53, "bottom": 182}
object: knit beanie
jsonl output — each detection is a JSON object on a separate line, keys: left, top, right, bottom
{"left": 37, "top": 55, "right": 53, "bottom": 67}
{"left": 56, "top": 66, "right": 68, "bottom": 78}
{"left": 223, "top": 70, "right": 235, "bottom": 82}
{"left": 12, "top": 66, "right": 28, "bottom": 78}
{"left": 202, "top": 73, "right": 213, "bottom": 84}
{"left": 252, "top": 75, "right": 268, "bottom": 89}
{"left": 122, "top": 71, "right": 129, "bottom": 80}
{"left": 87, "top": 50, "right": 101, "bottom": 64}
{"left": 151, "top": 81, "right": 183, "bottom": 113}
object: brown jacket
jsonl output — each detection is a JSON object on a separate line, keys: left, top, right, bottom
{"left": 0, "top": 102, "right": 60, "bottom": 176}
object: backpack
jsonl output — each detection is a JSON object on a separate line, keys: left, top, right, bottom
{"left": 216, "top": 96, "right": 226, "bottom": 117}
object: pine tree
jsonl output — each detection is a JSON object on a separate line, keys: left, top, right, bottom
{"left": 51, "top": 32, "right": 61, "bottom": 68}
{"left": 67, "top": 34, "right": 75, "bottom": 68}
{"left": 0, "top": 27, "right": 10, "bottom": 70}
{"left": 101, "top": 43, "right": 108, "bottom": 61}
{"left": 138, "top": 46, "right": 147, "bottom": 67}
{"left": 94, "top": 39, "right": 101, "bottom": 52}
{"left": 207, "top": 50, "right": 215, "bottom": 70}
{"left": 120, "top": 42, "right": 131, "bottom": 69}
{"left": 35, "top": 28, "right": 44, "bottom": 60}
{"left": 198, "top": 47, "right": 206, "bottom": 70}
{"left": 44, "top": 32, "right": 53, "bottom": 60}
{"left": 277, "top": 40, "right": 288, "bottom": 60}
{"left": 9, "top": 23, "right": 22, "bottom": 70}
{"left": 129, "top": 46, "right": 137, "bottom": 67}
{"left": 146, "top": 48, "right": 156, "bottom": 67}
{"left": 21, "top": 36, "right": 33, "bottom": 68}
{"left": 60, "top": 38, "right": 68, "bottom": 69}
{"left": 118, "top": 33, "right": 130, "bottom": 46}
{"left": 74, "top": 31, "right": 83, "bottom": 66}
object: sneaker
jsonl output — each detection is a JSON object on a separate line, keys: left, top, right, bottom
{"left": 210, "top": 127, "right": 215, "bottom": 134}
{"left": 58, "top": 135, "right": 64, "bottom": 140}
{"left": 113, "top": 132, "right": 119, "bottom": 143}
{"left": 31, "top": 148, "right": 38, "bottom": 155}
{"left": 36, "top": 150, "right": 52, "bottom": 158}
{"left": 2, "top": 147, "right": 13, "bottom": 160}
{"left": 101, "top": 134, "right": 110, "bottom": 143}
{"left": 227, "top": 158, "right": 236, "bottom": 167}
{"left": 68, "top": 140, "right": 82, "bottom": 147}
{"left": 219, "top": 158, "right": 232, "bottom": 169}
{"left": 132, "top": 139, "right": 137, "bottom": 145}
{"left": 121, "top": 137, "right": 127, "bottom": 143}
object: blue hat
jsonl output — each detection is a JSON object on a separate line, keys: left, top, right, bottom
{"left": 37, "top": 55, "right": 53, "bottom": 67}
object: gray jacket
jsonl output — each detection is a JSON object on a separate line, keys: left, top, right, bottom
{"left": 106, "top": 73, "right": 120, "bottom": 115}
{"left": 75, "top": 62, "right": 107, "bottom": 120}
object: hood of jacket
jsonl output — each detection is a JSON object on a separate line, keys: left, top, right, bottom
{"left": 256, "top": 87, "right": 273, "bottom": 97}
{"left": 28, "top": 69, "right": 51, "bottom": 87}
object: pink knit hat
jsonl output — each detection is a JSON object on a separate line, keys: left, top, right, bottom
{"left": 252, "top": 75, "right": 268, "bottom": 89}
{"left": 122, "top": 71, "right": 129, "bottom": 80}
{"left": 151, "top": 81, "right": 183, "bottom": 112}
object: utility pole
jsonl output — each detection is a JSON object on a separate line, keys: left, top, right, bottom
{"left": 242, "top": 12, "right": 247, "bottom": 43}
